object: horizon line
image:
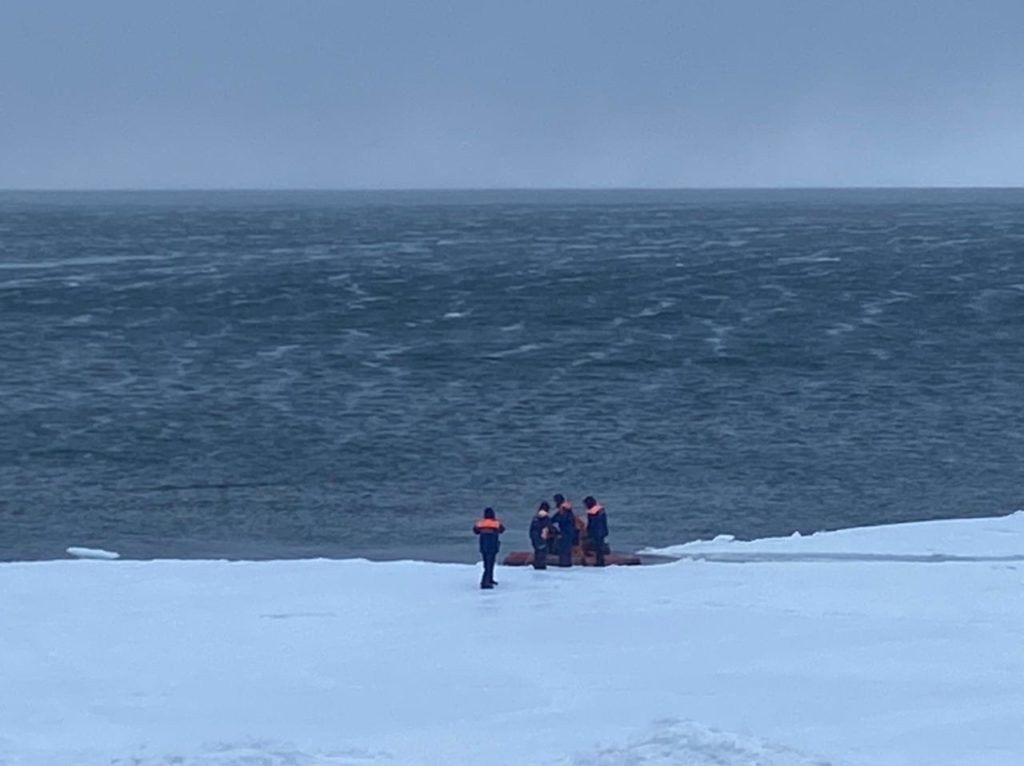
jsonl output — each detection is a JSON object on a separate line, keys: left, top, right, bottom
{"left": 2, "top": 185, "right": 1024, "bottom": 193}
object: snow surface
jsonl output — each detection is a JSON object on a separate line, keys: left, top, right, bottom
{"left": 2, "top": 512, "right": 1023, "bottom": 766}
{"left": 642, "top": 512, "right": 1024, "bottom": 562}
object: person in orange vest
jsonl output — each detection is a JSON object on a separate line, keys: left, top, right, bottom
{"left": 584, "top": 495, "right": 609, "bottom": 566}
{"left": 473, "top": 507, "right": 505, "bottom": 589}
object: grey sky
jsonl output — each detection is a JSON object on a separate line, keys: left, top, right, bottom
{"left": 2, "top": 1, "right": 1022, "bottom": 188}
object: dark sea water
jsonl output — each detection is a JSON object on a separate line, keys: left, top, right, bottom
{"left": 2, "top": 190, "right": 1023, "bottom": 562}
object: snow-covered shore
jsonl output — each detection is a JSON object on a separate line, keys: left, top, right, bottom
{"left": 2, "top": 512, "right": 1023, "bottom": 766}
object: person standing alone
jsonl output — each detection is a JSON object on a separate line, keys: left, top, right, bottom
{"left": 473, "top": 507, "right": 505, "bottom": 589}
{"left": 584, "top": 495, "right": 609, "bottom": 566}
{"left": 529, "top": 501, "right": 552, "bottom": 570}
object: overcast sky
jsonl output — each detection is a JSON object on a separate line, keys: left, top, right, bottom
{"left": 2, "top": 1, "right": 1022, "bottom": 188}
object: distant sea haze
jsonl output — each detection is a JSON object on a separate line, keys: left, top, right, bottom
{"left": 1, "top": 189, "right": 1022, "bottom": 562}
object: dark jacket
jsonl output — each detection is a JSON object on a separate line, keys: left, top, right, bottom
{"left": 553, "top": 508, "right": 578, "bottom": 544}
{"left": 586, "top": 506, "right": 609, "bottom": 541}
{"left": 529, "top": 514, "right": 551, "bottom": 549}
{"left": 473, "top": 517, "right": 505, "bottom": 555}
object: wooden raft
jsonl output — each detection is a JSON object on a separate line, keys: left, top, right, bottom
{"left": 502, "top": 550, "right": 642, "bottom": 567}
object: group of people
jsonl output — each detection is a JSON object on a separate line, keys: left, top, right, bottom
{"left": 472, "top": 494, "right": 610, "bottom": 589}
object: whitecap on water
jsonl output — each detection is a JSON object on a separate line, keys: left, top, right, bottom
{"left": 636, "top": 299, "right": 677, "bottom": 318}
{"left": 571, "top": 350, "right": 609, "bottom": 367}
{"left": 826, "top": 322, "right": 856, "bottom": 337}
{"left": 485, "top": 343, "right": 543, "bottom": 359}
{"left": 257, "top": 344, "right": 300, "bottom": 359}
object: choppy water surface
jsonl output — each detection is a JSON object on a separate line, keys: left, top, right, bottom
{"left": 2, "top": 190, "right": 1022, "bottom": 561}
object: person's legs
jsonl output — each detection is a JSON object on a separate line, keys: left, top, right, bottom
{"left": 595, "top": 538, "right": 606, "bottom": 567}
{"left": 481, "top": 552, "right": 496, "bottom": 588}
{"left": 559, "top": 538, "right": 572, "bottom": 567}
{"left": 533, "top": 546, "right": 547, "bottom": 569}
